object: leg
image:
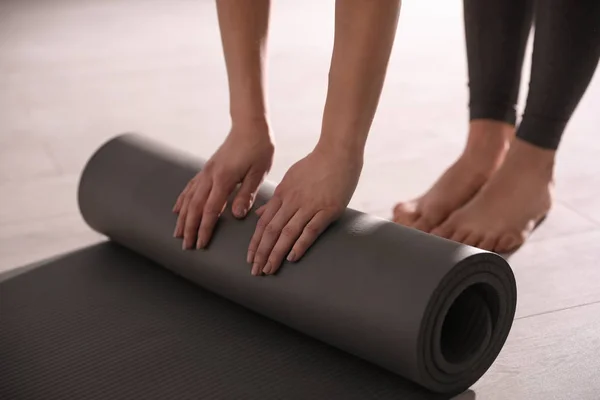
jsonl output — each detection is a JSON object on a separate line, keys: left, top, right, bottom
{"left": 433, "top": 0, "right": 600, "bottom": 252}
{"left": 393, "top": 0, "right": 533, "bottom": 232}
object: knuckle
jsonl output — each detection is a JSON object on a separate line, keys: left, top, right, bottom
{"left": 214, "top": 170, "right": 228, "bottom": 182}
{"left": 254, "top": 249, "right": 268, "bottom": 263}
{"left": 304, "top": 223, "right": 320, "bottom": 236}
{"left": 256, "top": 218, "right": 270, "bottom": 230}
{"left": 212, "top": 165, "right": 234, "bottom": 181}
{"left": 188, "top": 176, "right": 201, "bottom": 187}
{"left": 203, "top": 205, "right": 220, "bottom": 217}
{"left": 203, "top": 210, "right": 220, "bottom": 218}
{"left": 281, "top": 225, "right": 297, "bottom": 239}
{"left": 264, "top": 224, "right": 279, "bottom": 236}
{"left": 271, "top": 192, "right": 284, "bottom": 205}
{"left": 203, "top": 161, "right": 216, "bottom": 172}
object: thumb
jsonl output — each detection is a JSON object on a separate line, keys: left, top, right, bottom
{"left": 232, "top": 169, "right": 263, "bottom": 218}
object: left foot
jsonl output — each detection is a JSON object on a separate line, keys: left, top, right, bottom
{"left": 393, "top": 120, "right": 513, "bottom": 232}
{"left": 430, "top": 139, "right": 555, "bottom": 253}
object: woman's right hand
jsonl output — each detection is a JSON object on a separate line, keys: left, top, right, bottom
{"left": 173, "top": 121, "right": 275, "bottom": 250}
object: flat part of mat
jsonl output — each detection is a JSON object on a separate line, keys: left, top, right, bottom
{"left": 0, "top": 243, "right": 449, "bottom": 400}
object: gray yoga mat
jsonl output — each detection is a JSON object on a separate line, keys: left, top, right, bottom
{"left": 0, "top": 133, "right": 517, "bottom": 399}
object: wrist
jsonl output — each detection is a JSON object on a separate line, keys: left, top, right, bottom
{"left": 229, "top": 80, "right": 268, "bottom": 127}
{"left": 314, "top": 134, "right": 365, "bottom": 163}
{"left": 230, "top": 115, "right": 274, "bottom": 142}
{"left": 318, "top": 100, "right": 371, "bottom": 161}
{"left": 231, "top": 111, "right": 270, "bottom": 129}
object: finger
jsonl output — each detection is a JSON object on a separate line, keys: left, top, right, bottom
{"left": 263, "top": 210, "right": 313, "bottom": 275}
{"left": 174, "top": 179, "right": 197, "bottom": 237}
{"left": 255, "top": 204, "right": 267, "bottom": 216}
{"left": 247, "top": 197, "right": 282, "bottom": 267}
{"left": 287, "top": 210, "right": 335, "bottom": 262}
{"left": 251, "top": 205, "right": 297, "bottom": 276}
{"left": 232, "top": 169, "right": 264, "bottom": 219}
{"left": 173, "top": 178, "right": 194, "bottom": 213}
{"left": 182, "top": 181, "right": 211, "bottom": 249}
{"left": 196, "top": 185, "right": 231, "bottom": 249}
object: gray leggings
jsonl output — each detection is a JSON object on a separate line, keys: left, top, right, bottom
{"left": 464, "top": 0, "right": 600, "bottom": 150}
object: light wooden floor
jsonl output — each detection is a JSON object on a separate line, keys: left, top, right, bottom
{"left": 2, "top": 1, "right": 600, "bottom": 398}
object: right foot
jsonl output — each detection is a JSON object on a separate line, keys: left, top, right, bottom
{"left": 392, "top": 120, "right": 514, "bottom": 232}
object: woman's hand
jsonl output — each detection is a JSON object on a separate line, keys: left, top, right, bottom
{"left": 247, "top": 145, "right": 363, "bottom": 276}
{"left": 174, "top": 122, "right": 274, "bottom": 250}
{"left": 242, "top": 0, "right": 400, "bottom": 276}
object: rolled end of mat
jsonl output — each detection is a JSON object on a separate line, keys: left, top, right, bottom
{"left": 77, "top": 133, "right": 517, "bottom": 395}
{"left": 418, "top": 251, "right": 516, "bottom": 393}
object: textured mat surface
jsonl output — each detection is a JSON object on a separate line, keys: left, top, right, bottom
{"left": 0, "top": 243, "right": 446, "bottom": 400}
{"left": 0, "top": 134, "right": 517, "bottom": 398}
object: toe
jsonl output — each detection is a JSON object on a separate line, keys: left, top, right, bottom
{"left": 431, "top": 220, "right": 454, "bottom": 239}
{"left": 393, "top": 201, "right": 420, "bottom": 226}
{"left": 477, "top": 235, "right": 499, "bottom": 251}
{"left": 450, "top": 228, "right": 470, "bottom": 243}
{"left": 413, "top": 217, "right": 434, "bottom": 233}
{"left": 463, "top": 232, "right": 483, "bottom": 247}
{"left": 496, "top": 233, "right": 524, "bottom": 253}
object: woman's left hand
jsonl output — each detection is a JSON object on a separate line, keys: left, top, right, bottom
{"left": 247, "top": 145, "right": 363, "bottom": 276}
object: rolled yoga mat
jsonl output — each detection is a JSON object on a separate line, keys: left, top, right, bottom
{"left": 0, "top": 133, "right": 517, "bottom": 399}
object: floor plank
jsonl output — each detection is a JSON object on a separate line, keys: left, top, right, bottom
{"left": 0, "top": 215, "right": 102, "bottom": 273}
{"left": 0, "top": 136, "right": 60, "bottom": 184}
{"left": 509, "top": 230, "right": 600, "bottom": 318}
{"left": 0, "top": 175, "right": 79, "bottom": 225}
{"left": 473, "top": 302, "right": 600, "bottom": 400}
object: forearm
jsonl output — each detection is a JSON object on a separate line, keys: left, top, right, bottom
{"left": 216, "top": 0, "right": 270, "bottom": 126}
{"left": 317, "top": 0, "right": 401, "bottom": 157}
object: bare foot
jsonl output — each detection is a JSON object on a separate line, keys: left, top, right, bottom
{"left": 393, "top": 120, "right": 513, "bottom": 232}
{"left": 431, "top": 139, "right": 554, "bottom": 253}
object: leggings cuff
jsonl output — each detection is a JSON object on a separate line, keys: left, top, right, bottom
{"left": 516, "top": 114, "right": 567, "bottom": 150}
{"left": 469, "top": 102, "right": 517, "bottom": 126}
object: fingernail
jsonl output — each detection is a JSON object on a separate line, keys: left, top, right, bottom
{"left": 247, "top": 251, "right": 254, "bottom": 264}
{"left": 252, "top": 263, "right": 260, "bottom": 276}
{"left": 196, "top": 240, "right": 204, "bottom": 249}
{"left": 234, "top": 205, "right": 247, "bottom": 218}
{"left": 263, "top": 262, "right": 271, "bottom": 275}
{"left": 182, "top": 241, "right": 187, "bottom": 250}
{"left": 287, "top": 251, "right": 296, "bottom": 262}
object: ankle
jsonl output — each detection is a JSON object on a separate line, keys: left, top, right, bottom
{"left": 504, "top": 139, "right": 556, "bottom": 183}
{"left": 462, "top": 120, "right": 514, "bottom": 170}
{"left": 466, "top": 120, "right": 514, "bottom": 152}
